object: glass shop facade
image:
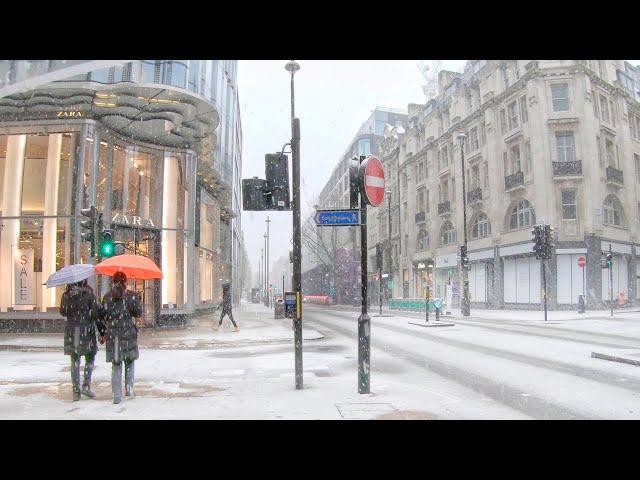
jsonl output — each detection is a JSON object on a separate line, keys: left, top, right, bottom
{"left": 0, "top": 116, "right": 199, "bottom": 327}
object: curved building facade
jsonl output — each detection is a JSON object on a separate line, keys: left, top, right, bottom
{"left": 0, "top": 60, "right": 243, "bottom": 329}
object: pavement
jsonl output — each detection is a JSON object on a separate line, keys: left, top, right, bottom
{"left": 1, "top": 301, "right": 639, "bottom": 419}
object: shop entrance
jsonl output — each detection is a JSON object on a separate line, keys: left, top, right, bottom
{"left": 114, "top": 225, "right": 161, "bottom": 326}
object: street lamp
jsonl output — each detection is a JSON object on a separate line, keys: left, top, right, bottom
{"left": 285, "top": 61, "right": 300, "bottom": 120}
{"left": 266, "top": 215, "right": 271, "bottom": 308}
{"left": 285, "top": 60, "right": 303, "bottom": 390}
{"left": 386, "top": 189, "right": 392, "bottom": 301}
{"left": 457, "top": 132, "right": 470, "bottom": 317}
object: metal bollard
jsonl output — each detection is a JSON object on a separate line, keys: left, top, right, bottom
{"left": 435, "top": 306, "right": 440, "bottom": 322}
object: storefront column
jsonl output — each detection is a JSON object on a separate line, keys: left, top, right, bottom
{"left": 41, "top": 134, "right": 62, "bottom": 311}
{"left": 162, "top": 153, "right": 177, "bottom": 307}
{"left": 0, "top": 135, "right": 26, "bottom": 312}
{"left": 186, "top": 154, "right": 196, "bottom": 312}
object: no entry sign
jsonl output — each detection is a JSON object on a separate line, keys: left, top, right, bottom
{"left": 358, "top": 155, "right": 385, "bottom": 207}
{"left": 577, "top": 256, "right": 586, "bottom": 268}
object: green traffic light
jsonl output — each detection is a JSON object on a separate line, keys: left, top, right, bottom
{"left": 100, "top": 241, "right": 115, "bottom": 257}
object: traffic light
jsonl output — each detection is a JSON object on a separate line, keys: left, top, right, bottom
{"left": 460, "top": 245, "right": 470, "bottom": 271}
{"left": 265, "top": 153, "right": 290, "bottom": 210}
{"left": 532, "top": 224, "right": 544, "bottom": 260}
{"left": 80, "top": 205, "right": 98, "bottom": 257}
{"left": 242, "top": 177, "right": 270, "bottom": 211}
{"left": 349, "top": 158, "right": 360, "bottom": 209}
{"left": 99, "top": 229, "right": 115, "bottom": 258}
{"left": 543, "top": 224, "right": 554, "bottom": 260}
{"left": 606, "top": 252, "right": 613, "bottom": 268}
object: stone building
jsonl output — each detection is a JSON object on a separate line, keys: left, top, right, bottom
{"left": 368, "top": 60, "right": 640, "bottom": 310}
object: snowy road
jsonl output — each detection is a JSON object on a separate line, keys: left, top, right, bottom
{"left": 303, "top": 304, "right": 640, "bottom": 419}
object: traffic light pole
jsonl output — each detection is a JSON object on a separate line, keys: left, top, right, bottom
{"left": 542, "top": 259, "right": 548, "bottom": 322}
{"left": 609, "top": 243, "right": 614, "bottom": 317}
{"left": 291, "top": 117, "right": 303, "bottom": 390}
{"left": 378, "top": 243, "right": 382, "bottom": 316}
{"left": 458, "top": 134, "right": 470, "bottom": 317}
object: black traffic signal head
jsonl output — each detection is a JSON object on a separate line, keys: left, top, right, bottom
{"left": 80, "top": 205, "right": 99, "bottom": 256}
{"left": 460, "top": 245, "right": 470, "bottom": 270}
{"left": 606, "top": 252, "right": 613, "bottom": 267}
{"left": 242, "top": 178, "right": 270, "bottom": 211}
{"left": 265, "top": 153, "right": 290, "bottom": 210}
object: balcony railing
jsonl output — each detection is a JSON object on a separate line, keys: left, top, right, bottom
{"left": 415, "top": 212, "right": 426, "bottom": 223}
{"left": 606, "top": 166, "right": 624, "bottom": 185}
{"left": 437, "top": 201, "right": 451, "bottom": 215}
{"left": 467, "top": 188, "right": 482, "bottom": 204}
{"left": 553, "top": 160, "right": 582, "bottom": 176}
{"left": 504, "top": 171, "right": 524, "bottom": 190}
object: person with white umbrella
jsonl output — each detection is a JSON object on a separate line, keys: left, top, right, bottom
{"left": 59, "top": 279, "right": 104, "bottom": 401}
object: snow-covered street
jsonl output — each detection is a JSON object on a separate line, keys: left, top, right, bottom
{"left": 1, "top": 302, "right": 639, "bottom": 419}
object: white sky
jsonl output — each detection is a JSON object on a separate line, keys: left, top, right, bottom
{"left": 237, "top": 60, "right": 472, "bottom": 281}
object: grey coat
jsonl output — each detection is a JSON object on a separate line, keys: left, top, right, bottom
{"left": 100, "top": 289, "right": 143, "bottom": 363}
{"left": 60, "top": 285, "right": 102, "bottom": 356}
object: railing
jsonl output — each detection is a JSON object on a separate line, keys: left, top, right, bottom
{"left": 437, "top": 201, "right": 451, "bottom": 215}
{"left": 467, "top": 188, "right": 482, "bottom": 204}
{"left": 415, "top": 211, "right": 426, "bottom": 223}
{"left": 504, "top": 171, "right": 524, "bottom": 190}
{"left": 553, "top": 160, "right": 582, "bottom": 176}
{"left": 606, "top": 166, "right": 624, "bottom": 185}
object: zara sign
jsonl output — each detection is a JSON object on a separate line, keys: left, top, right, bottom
{"left": 111, "top": 213, "right": 156, "bottom": 228}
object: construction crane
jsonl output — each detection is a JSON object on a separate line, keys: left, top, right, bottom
{"left": 417, "top": 60, "right": 442, "bottom": 102}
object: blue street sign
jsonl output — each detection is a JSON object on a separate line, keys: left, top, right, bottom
{"left": 314, "top": 209, "right": 360, "bottom": 226}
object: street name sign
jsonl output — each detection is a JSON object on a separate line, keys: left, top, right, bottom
{"left": 314, "top": 209, "right": 360, "bottom": 226}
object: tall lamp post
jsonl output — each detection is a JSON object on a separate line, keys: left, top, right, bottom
{"left": 286, "top": 60, "right": 303, "bottom": 390}
{"left": 266, "top": 215, "right": 271, "bottom": 308}
{"left": 386, "top": 189, "right": 392, "bottom": 302}
{"left": 458, "top": 132, "right": 470, "bottom": 317}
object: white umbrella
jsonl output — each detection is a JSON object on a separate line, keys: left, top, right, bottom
{"left": 45, "top": 264, "right": 96, "bottom": 288}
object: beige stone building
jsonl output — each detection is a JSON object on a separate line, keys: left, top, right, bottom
{"left": 368, "top": 60, "right": 640, "bottom": 310}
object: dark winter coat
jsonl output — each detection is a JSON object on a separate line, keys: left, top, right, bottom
{"left": 100, "top": 289, "right": 143, "bottom": 363}
{"left": 60, "top": 285, "right": 103, "bottom": 356}
{"left": 219, "top": 288, "right": 232, "bottom": 312}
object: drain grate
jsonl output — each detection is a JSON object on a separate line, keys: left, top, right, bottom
{"left": 335, "top": 402, "right": 397, "bottom": 419}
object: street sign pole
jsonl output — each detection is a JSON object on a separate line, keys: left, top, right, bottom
{"left": 542, "top": 259, "right": 548, "bottom": 322}
{"left": 358, "top": 163, "right": 370, "bottom": 395}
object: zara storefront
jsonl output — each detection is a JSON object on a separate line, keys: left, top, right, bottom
{"left": 0, "top": 114, "right": 202, "bottom": 329}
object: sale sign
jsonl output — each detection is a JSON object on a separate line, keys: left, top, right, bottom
{"left": 14, "top": 249, "right": 35, "bottom": 305}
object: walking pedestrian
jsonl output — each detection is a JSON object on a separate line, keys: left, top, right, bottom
{"left": 60, "top": 279, "right": 103, "bottom": 401}
{"left": 214, "top": 283, "right": 238, "bottom": 332}
{"left": 99, "top": 272, "right": 142, "bottom": 404}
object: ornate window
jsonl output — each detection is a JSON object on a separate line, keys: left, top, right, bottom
{"left": 508, "top": 199, "right": 535, "bottom": 230}
{"left": 417, "top": 230, "right": 429, "bottom": 251}
{"left": 440, "top": 221, "right": 457, "bottom": 245}
{"left": 471, "top": 212, "right": 491, "bottom": 239}
{"left": 603, "top": 194, "right": 624, "bottom": 226}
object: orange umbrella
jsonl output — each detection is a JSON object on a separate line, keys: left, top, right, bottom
{"left": 95, "top": 254, "right": 163, "bottom": 280}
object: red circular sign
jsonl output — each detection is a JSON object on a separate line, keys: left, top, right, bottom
{"left": 577, "top": 256, "right": 586, "bottom": 268}
{"left": 359, "top": 155, "right": 385, "bottom": 206}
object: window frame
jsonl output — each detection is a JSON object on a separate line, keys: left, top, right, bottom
{"left": 551, "top": 83, "right": 570, "bottom": 112}
{"left": 561, "top": 190, "right": 577, "bottom": 220}
{"left": 555, "top": 131, "right": 576, "bottom": 163}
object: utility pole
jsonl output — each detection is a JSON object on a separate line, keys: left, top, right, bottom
{"left": 386, "top": 189, "right": 392, "bottom": 301}
{"left": 458, "top": 132, "right": 470, "bottom": 317}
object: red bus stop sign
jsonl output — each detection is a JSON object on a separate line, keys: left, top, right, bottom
{"left": 577, "top": 256, "right": 586, "bottom": 268}
{"left": 358, "top": 155, "right": 385, "bottom": 207}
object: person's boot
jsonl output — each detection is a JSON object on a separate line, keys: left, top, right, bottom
{"left": 125, "top": 361, "right": 135, "bottom": 397}
{"left": 233, "top": 326, "right": 239, "bottom": 332}
{"left": 71, "top": 357, "right": 81, "bottom": 401}
{"left": 82, "top": 358, "right": 96, "bottom": 398}
{"left": 112, "top": 362, "right": 122, "bottom": 404}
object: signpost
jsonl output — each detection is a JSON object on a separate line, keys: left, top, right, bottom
{"left": 578, "top": 255, "right": 586, "bottom": 300}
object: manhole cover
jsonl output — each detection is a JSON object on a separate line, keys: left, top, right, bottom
{"left": 335, "top": 403, "right": 396, "bottom": 419}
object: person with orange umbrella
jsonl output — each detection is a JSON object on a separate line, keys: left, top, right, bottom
{"left": 99, "top": 271, "right": 143, "bottom": 404}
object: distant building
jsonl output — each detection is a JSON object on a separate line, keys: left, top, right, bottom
{"left": 301, "top": 107, "right": 407, "bottom": 303}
